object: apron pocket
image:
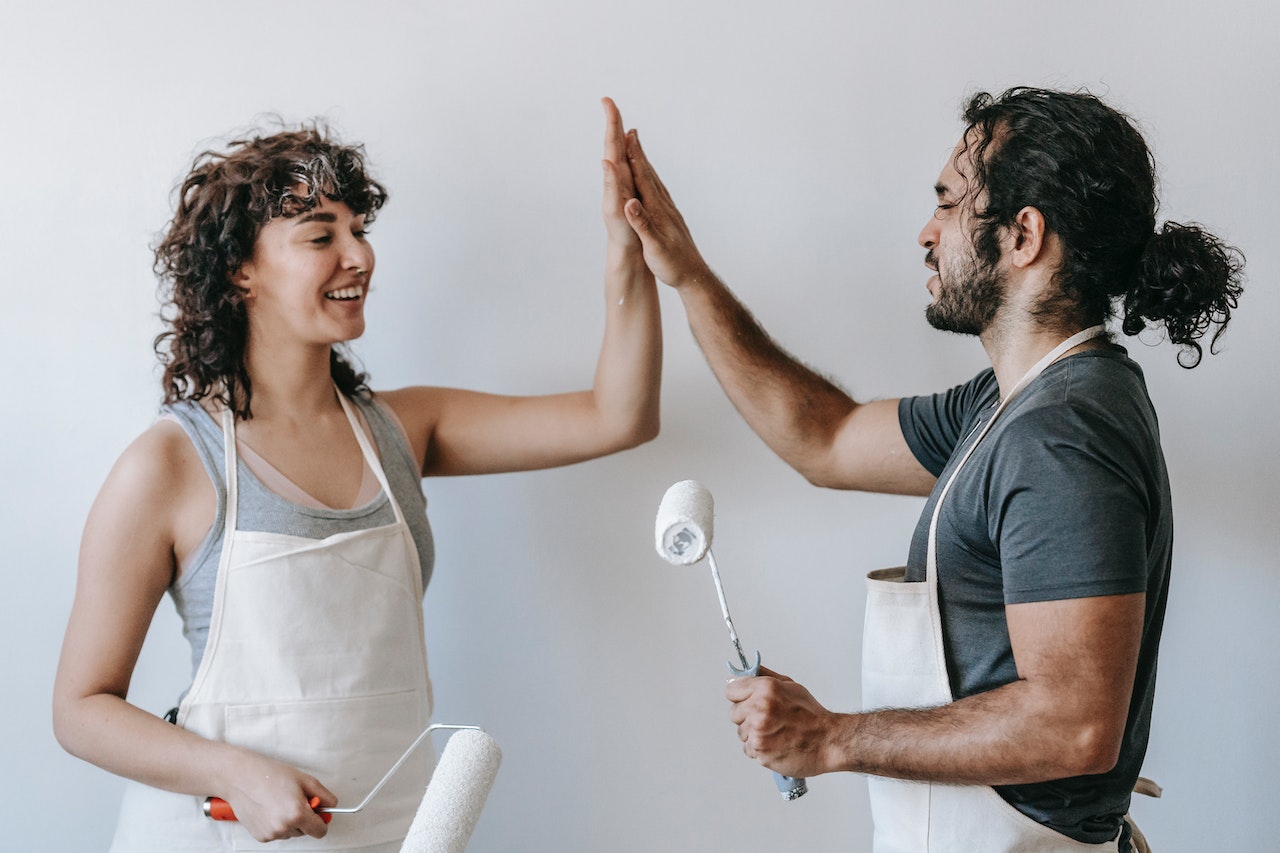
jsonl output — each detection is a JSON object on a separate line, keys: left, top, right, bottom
{"left": 225, "top": 689, "right": 432, "bottom": 851}
{"left": 863, "top": 567, "right": 941, "bottom": 710}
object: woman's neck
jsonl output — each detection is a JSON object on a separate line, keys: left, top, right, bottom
{"left": 241, "top": 338, "right": 341, "bottom": 421}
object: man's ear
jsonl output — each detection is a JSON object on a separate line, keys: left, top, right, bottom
{"left": 1007, "top": 205, "right": 1048, "bottom": 269}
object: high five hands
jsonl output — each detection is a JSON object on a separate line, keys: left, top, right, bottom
{"left": 603, "top": 98, "right": 713, "bottom": 289}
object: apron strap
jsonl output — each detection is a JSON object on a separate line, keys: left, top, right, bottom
{"left": 219, "top": 409, "right": 240, "bottom": 535}
{"left": 924, "top": 325, "right": 1107, "bottom": 696}
{"left": 335, "top": 391, "right": 408, "bottom": 528}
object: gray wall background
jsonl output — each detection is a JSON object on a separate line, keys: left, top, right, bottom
{"left": 3, "top": 1, "right": 1276, "bottom": 850}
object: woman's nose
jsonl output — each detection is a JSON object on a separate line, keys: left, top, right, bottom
{"left": 342, "top": 238, "right": 374, "bottom": 272}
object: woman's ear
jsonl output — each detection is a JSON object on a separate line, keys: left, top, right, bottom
{"left": 232, "top": 264, "right": 253, "bottom": 298}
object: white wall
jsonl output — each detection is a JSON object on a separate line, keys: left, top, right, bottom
{"left": 4, "top": 2, "right": 1276, "bottom": 850}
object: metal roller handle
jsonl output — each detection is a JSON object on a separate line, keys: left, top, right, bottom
{"left": 204, "top": 723, "right": 483, "bottom": 821}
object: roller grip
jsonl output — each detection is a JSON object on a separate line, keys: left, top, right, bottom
{"left": 203, "top": 796, "right": 332, "bottom": 823}
{"left": 729, "top": 655, "right": 808, "bottom": 801}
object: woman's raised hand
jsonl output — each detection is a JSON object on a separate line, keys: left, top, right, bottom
{"left": 601, "top": 97, "right": 642, "bottom": 252}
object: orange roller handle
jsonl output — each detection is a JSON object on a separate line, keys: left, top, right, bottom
{"left": 203, "top": 795, "right": 332, "bottom": 824}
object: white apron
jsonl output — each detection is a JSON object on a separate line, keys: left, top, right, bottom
{"left": 111, "top": 394, "right": 434, "bottom": 852}
{"left": 862, "top": 327, "right": 1122, "bottom": 853}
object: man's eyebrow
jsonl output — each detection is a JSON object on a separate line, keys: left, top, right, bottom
{"left": 296, "top": 211, "right": 337, "bottom": 224}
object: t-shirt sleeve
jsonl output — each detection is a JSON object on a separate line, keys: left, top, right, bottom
{"left": 990, "top": 402, "right": 1153, "bottom": 604}
{"left": 898, "top": 369, "right": 999, "bottom": 477}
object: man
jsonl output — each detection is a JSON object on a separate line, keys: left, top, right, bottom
{"left": 619, "top": 88, "right": 1242, "bottom": 851}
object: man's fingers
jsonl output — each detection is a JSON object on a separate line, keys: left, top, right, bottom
{"left": 626, "top": 129, "right": 676, "bottom": 207}
{"left": 757, "top": 665, "right": 794, "bottom": 682}
{"left": 625, "top": 129, "right": 658, "bottom": 197}
{"left": 624, "top": 198, "right": 654, "bottom": 233}
{"left": 725, "top": 675, "right": 761, "bottom": 704}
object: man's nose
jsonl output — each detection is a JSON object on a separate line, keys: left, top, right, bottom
{"left": 918, "top": 217, "right": 938, "bottom": 250}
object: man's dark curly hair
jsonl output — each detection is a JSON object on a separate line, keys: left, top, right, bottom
{"left": 957, "top": 87, "right": 1244, "bottom": 367}
{"left": 153, "top": 122, "right": 388, "bottom": 417}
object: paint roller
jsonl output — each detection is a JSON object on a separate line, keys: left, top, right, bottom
{"left": 654, "top": 480, "right": 808, "bottom": 801}
{"left": 206, "top": 724, "right": 502, "bottom": 852}
{"left": 400, "top": 728, "right": 502, "bottom": 853}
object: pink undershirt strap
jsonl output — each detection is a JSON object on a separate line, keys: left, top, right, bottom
{"left": 234, "top": 434, "right": 381, "bottom": 510}
{"left": 160, "top": 399, "right": 413, "bottom": 512}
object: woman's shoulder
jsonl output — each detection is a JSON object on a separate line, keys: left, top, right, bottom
{"left": 373, "top": 384, "right": 495, "bottom": 433}
{"left": 80, "top": 416, "right": 215, "bottom": 581}
{"left": 371, "top": 386, "right": 450, "bottom": 415}
{"left": 363, "top": 387, "right": 447, "bottom": 474}
{"left": 107, "top": 417, "right": 208, "bottom": 505}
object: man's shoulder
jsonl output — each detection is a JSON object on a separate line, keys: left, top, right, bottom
{"left": 990, "top": 351, "right": 1164, "bottom": 482}
{"left": 1010, "top": 350, "right": 1153, "bottom": 423}
{"left": 905, "top": 366, "right": 1001, "bottom": 427}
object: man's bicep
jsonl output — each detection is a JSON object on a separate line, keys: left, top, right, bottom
{"left": 1007, "top": 594, "right": 1145, "bottom": 683}
{"left": 822, "top": 398, "right": 937, "bottom": 495}
{"left": 1005, "top": 593, "right": 1145, "bottom": 767}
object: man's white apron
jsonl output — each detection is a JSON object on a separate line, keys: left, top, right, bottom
{"left": 862, "top": 327, "right": 1122, "bottom": 853}
{"left": 111, "top": 394, "right": 433, "bottom": 852}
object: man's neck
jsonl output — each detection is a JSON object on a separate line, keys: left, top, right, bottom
{"left": 979, "top": 314, "right": 1102, "bottom": 400}
{"left": 978, "top": 260, "right": 1107, "bottom": 397}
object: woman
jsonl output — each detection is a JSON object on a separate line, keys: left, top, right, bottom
{"left": 52, "top": 99, "right": 660, "bottom": 851}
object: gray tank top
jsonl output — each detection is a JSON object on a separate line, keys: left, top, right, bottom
{"left": 164, "top": 394, "right": 435, "bottom": 682}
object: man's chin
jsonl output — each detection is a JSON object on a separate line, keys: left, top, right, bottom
{"left": 925, "top": 305, "right": 982, "bottom": 336}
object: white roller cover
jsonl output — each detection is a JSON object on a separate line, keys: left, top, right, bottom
{"left": 655, "top": 480, "right": 714, "bottom": 565}
{"left": 399, "top": 729, "right": 502, "bottom": 853}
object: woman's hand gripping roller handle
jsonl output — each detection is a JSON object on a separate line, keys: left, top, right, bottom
{"left": 203, "top": 796, "right": 332, "bottom": 823}
{"left": 655, "top": 480, "right": 808, "bottom": 801}
{"left": 203, "top": 723, "right": 500, "bottom": 831}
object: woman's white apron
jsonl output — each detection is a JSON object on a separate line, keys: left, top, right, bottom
{"left": 862, "top": 327, "right": 1122, "bottom": 853}
{"left": 111, "top": 394, "right": 433, "bottom": 852}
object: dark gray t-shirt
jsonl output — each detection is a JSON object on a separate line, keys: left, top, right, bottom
{"left": 898, "top": 348, "right": 1170, "bottom": 845}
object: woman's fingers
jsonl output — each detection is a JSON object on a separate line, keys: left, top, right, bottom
{"left": 602, "top": 97, "right": 637, "bottom": 198}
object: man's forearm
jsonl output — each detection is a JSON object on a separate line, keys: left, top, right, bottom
{"left": 676, "top": 270, "right": 860, "bottom": 482}
{"left": 823, "top": 681, "right": 1119, "bottom": 785}
{"left": 621, "top": 126, "right": 933, "bottom": 494}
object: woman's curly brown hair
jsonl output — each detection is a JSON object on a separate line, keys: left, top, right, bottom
{"left": 153, "top": 122, "right": 388, "bottom": 418}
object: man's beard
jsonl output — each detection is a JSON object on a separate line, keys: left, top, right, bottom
{"left": 924, "top": 246, "right": 1005, "bottom": 336}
